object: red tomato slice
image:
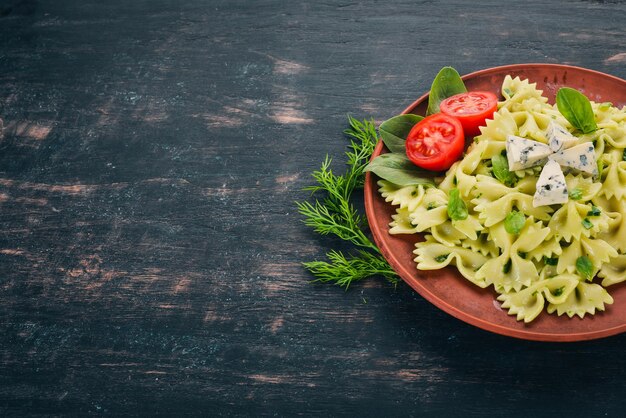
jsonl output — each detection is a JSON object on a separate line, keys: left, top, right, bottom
{"left": 439, "top": 91, "right": 498, "bottom": 137}
{"left": 405, "top": 113, "right": 464, "bottom": 171}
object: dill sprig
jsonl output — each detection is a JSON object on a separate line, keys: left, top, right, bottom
{"left": 296, "top": 116, "right": 399, "bottom": 288}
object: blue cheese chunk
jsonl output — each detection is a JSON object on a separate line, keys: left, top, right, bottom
{"left": 533, "top": 160, "right": 569, "bottom": 207}
{"left": 506, "top": 135, "right": 552, "bottom": 171}
{"left": 548, "top": 142, "right": 598, "bottom": 176}
{"left": 546, "top": 121, "right": 578, "bottom": 152}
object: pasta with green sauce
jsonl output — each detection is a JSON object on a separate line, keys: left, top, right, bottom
{"left": 378, "top": 75, "right": 626, "bottom": 322}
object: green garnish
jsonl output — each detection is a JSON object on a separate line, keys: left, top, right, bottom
{"left": 447, "top": 188, "right": 468, "bottom": 221}
{"left": 582, "top": 218, "right": 594, "bottom": 229}
{"left": 504, "top": 210, "right": 526, "bottom": 234}
{"left": 378, "top": 114, "right": 424, "bottom": 154}
{"left": 587, "top": 206, "right": 601, "bottom": 216}
{"left": 503, "top": 258, "right": 512, "bottom": 274}
{"left": 365, "top": 153, "right": 435, "bottom": 187}
{"left": 297, "top": 116, "right": 399, "bottom": 288}
{"left": 552, "top": 286, "right": 565, "bottom": 297}
{"left": 569, "top": 188, "right": 583, "bottom": 200}
{"left": 491, "top": 154, "right": 516, "bottom": 187}
{"left": 434, "top": 254, "right": 450, "bottom": 263}
{"left": 544, "top": 256, "right": 559, "bottom": 266}
{"left": 556, "top": 87, "right": 598, "bottom": 134}
{"left": 576, "top": 256, "right": 594, "bottom": 281}
{"left": 426, "top": 67, "right": 467, "bottom": 115}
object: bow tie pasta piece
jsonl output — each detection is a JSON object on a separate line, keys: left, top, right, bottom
{"left": 556, "top": 236, "right": 617, "bottom": 275}
{"left": 546, "top": 281, "right": 614, "bottom": 319}
{"left": 598, "top": 253, "right": 626, "bottom": 287}
{"left": 548, "top": 200, "right": 610, "bottom": 242}
{"left": 377, "top": 181, "right": 427, "bottom": 213}
{"left": 413, "top": 236, "right": 489, "bottom": 289}
{"left": 498, "top": 275, "right": 580, "bottom": 323}
{"left": 598, "top": 149, "right": 626, "bottom": 200}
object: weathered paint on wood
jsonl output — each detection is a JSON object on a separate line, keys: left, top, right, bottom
{"left": 1, "top": 0, "right": 626, "bottom": 415}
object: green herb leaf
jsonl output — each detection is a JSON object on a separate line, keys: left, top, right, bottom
{"left": 504, "top": 210, "right": 526, "bottom": 234}
{"left": 576, "top": 255, "right": 594, "bottom": 281}
{"left": 569, "top": 187, "right": 583, "bottom": 200}
{"left": 427, "top": 67, "right": 467, "bottom": 115}
{"left": 552, "top": 286, "right": 565, "bottom": 297}
{"left": 544, "top": 256, "right": 559, "bottom": 266}
{"left": 379, "top": 114, "right": 423, "bottom": 154}
{"left": 491, "top": 154, "right": 516, "bottom": 187}
{"left": 503, "top": 258, "right": 512, "bottom": 274}
{"left": 587, "top": 206, "right": 601, "bottom": 216}
{"left": 556, "top": 87, "right": 597, "bottom": 134}
{"left": 582, "top": 218, "right": 593, "bottom": 229}
{"left": 297, "top": 116, "right": 401, "bottom": 288}
{"left": 447, "top": 188, "right": 468, "bottom": 221}
{"left": 364, "top": 153, "right": 435, "bottom": 187}
{"left": 434, "top": 254, "right": 450, "bottom": 263}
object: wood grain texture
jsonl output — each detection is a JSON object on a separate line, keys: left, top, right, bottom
{"left": 1, "top": 0, "right": 626, "bottom": 416}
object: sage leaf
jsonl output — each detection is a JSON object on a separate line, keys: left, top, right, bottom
{"left": 379, "top": 114, "right": 423, "bottom": 154}
{"left": 427, "top": 67, "right": 467, "bottom": 115}
{"left": 364, "top": 153, "right": 435, "bottom": 187}
{"left": 491, "top": 154, "right": 516, "bottom": 187}
{"left": 556, "top": 87, "right": 597, "bottom": 134}
{"left": 504, "top": 210, "right": 525, "bottom": 234}
{"left": 447, "top": 188, "right": 468, "bottom": 221}
{"left": 576, "top": 255, "right": 594, "bottom": 281}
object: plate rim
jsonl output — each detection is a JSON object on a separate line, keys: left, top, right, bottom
{"left": 364, "top": 63, "right": 626, "bottom": 342}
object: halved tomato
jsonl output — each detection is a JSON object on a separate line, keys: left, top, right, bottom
{"left": 439, "top": 91, "right": 498, "bottom": 137}
{"left": 405, "top": 113, "right": 464, "bottom": 171}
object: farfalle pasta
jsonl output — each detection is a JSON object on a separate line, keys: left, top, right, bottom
{"left": 378, "top": 75, "right": 626, "bottom": 322}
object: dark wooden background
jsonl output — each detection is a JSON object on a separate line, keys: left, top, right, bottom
{"left": 1, "top": 0, "right": 626, "bottom": 416}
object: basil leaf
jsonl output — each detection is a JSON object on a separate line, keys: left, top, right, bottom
{"left": 379, "top": 114, "right": 423, "bottom": 154}
{"left": 447, "top": 188, "right": 468, "bottom": 221}
{"left": 427, "top": 67, "right": 467, "bottom": 115}
{"left": 582, "top": 218, "right": 593, "bottom": 230}
{"left": 556, "top": 87, "right": 597, "bottom": 134}
{"left": 364, "top": 153, "right": 435, "bottom": 187}
{"left": 491, "top": 154, "right": 516, "bottom": 187}
{"left": 576, "top": 255, "right": 594, "bottom": 281}
{"left": 504, "top": 210, "right": 525, "bottom": 234}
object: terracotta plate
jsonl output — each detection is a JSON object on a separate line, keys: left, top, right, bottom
{"left": 365, "top": 64, "right": 626, "bottom": 342}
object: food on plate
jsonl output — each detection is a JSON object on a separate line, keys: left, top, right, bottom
{"left": 371, "top": 74, "right": 626, "bottom": 322}
{"left": 405, "top": 113, "right": 465, "bottom": 171}
{"left": 439, "top": 91, "right": 498, "bottom": 137}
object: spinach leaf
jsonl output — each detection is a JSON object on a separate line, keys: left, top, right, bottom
{"left": 491, "top": 154, "right": 516, "bottom": 187}
{"left": 364, "top": 153, "right": 435, "bottom": 187}
{"left": 447, "top": 188, "right": 468, "bottom": 221}
{"left": 427, "top": 67, "right": 467, "bottom": 115}
{"left": 576, "top": 255, "right": 594, "bottom": 281}
{"left": 504, "top": 210, "right": 526, "bottom": 234}
{"left": 379, "top": 114, "right": 423, "bottom": 154}
{"left": 556, "top": 87, "right": 597, "bottom": 134}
